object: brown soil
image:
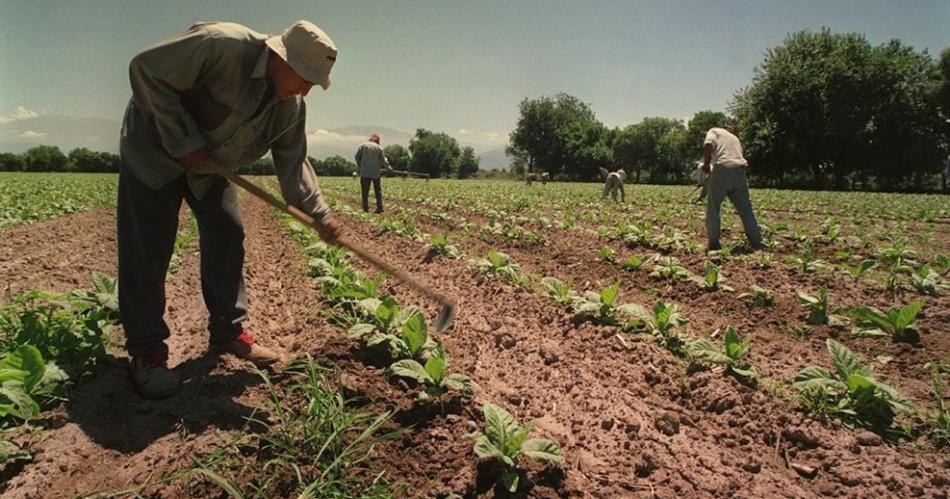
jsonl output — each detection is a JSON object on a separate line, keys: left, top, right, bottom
{"left": 1, "top": 190, "right": 947, "bottom": 498}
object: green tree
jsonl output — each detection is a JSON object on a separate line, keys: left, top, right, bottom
{"left": 23, "top": 145, "right": 67, "bottom": 172}
{"left": 310, "top": 155, "right": 355, "bottom": 176}
{"left": 612, "top": 117, "right": 685, "bottom": 183}
{"left": 0, "top": 152, "right": 24, "bottom": 172}
{"left": 383, "top": 144, "right": 410, "bottom": 171}
{"left": 508, "top": 93, "right": 612, "bottom": 180}
{"left": 732, "top": 29, "right": 946, "bottom": 190}
{"left": 408, "top": 128, "right": 460, "bottom": 178}
{"left": 457, "top": 146, "right": 479, "bottom": 179}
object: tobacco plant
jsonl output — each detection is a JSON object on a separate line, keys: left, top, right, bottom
{"left": 849, "top": 300, "right": 923, "bottom": 343}
{"left": 572, "top": 283, "right": 645, "bottom": 326}
{"left": 540, "top": 277, "right": 577, "bottom": 306}
{"left": 687, "top": 327, "right": 756, "bottom": 379}
{"left": 348, "top": 299, "right": 434, "bottom": 361}
{"left": 690, "top": 261, "right": 734, "bottom": 292}
{"left": 793, "top": 339, "right": 912, "bottom": 433}
{"left": 474, "top": 250, "right": 523, "bottom": 282}
{"left": 796, "top": 287, "right": 848, "bottom": 327}
{"left": 650, "top": 256, "right": 690, "bottom": 280}
{"left": 428, "top": 234, "right": 462, "bottom": 259}
{"left": 738, "top": 285, "right": 773, "bottom": 307}
{"left": 622, "top": 253, "right": 655, "bottom": 272}
{"left": 467, "top": 403, "right": 563, "bottom": 493}
{"left": 389, "top": 342, "right": 473, "bottom": 401}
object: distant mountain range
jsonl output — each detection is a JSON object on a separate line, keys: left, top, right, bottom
{"left": 0, "top": 114, "right": 512, "bottom": 170}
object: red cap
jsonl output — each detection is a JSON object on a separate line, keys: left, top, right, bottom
{"left": 369, "top": 133, "right": 380, "bottom": 143}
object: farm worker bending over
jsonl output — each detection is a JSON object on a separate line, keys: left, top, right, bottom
{"left": 702, "top": 125, "right": 763, "bottom": 251}
{"left": 118, "top": 20, "right": 341, "bottom": 399}
{"left": 600, "top": 167, "right": 626, "bottom": 202}
{"left": 355, "top": 133, "right": 392, "bottom": 213}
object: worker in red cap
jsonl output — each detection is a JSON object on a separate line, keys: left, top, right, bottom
{"left": 355, "top": 133, "right": 393, "bottom": 213}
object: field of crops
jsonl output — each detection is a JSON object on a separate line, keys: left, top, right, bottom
{"left": 1, "top": 172, "right": 948, "bottom": 498}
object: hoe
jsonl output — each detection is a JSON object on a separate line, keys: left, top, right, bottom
{"left": 205, "top": 162, "right": 456, "bottom": 332}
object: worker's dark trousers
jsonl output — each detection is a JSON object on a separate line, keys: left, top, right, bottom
{"left": 360, "top": 176, "right": 383, "bottom": 212}
{"left": 117, "top": 164, "right": 247, "bottom": 358}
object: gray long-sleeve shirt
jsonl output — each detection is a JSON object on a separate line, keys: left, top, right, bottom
{"left": 120, "top": 21, "right": 332, "bottom": 223}
{"left": 355, "top": 141, "right": 391, "bottom": 179}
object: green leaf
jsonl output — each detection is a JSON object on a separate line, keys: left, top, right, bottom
{"left": 424, "top": 355, "right": 446, "bottom": 384}
{"left": 347, "top": 323, "right": 377, "bottom": 339}
{"left": 0, "top": 386, "right": 40, "bottom": 421}
{"left": 723, "top": 327, "right": 748, "bottom": 361}
{"left": 401, "top": 313, "right": 429, "bottom": 358}
{"left": 895, "top": 300, "right": 923, "bottom": 330}
{"left": 483, "top": 403, "right": 519, "bottom": 455}
{"left": 687, "top": 339, "right": 732, "bottom": 365}
{"left": 390, "top": 359, "right": 430, "bottom": 383}
{"left": 520, "top": 438, "right": 564, "bottom": 465}
{"left": 0, "top": 346, "right": 46, "bottom": 392}
{"left": 600, "top": 283, "right": 620, "bottom": 307}
{"left": 473, "top": 435, "right": 512, "bottom": 466}
{"left": 827, "top": 339, "right": 865, "bottom": 379}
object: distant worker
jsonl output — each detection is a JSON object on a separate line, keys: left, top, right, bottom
{"left": 355, "top": 133, "right": 392, "bottom": 213}
{"left": 600, "top": 167, "right": 626, "bottom": 202}
{"left": 525, "top": 172, "right": 536, "bottom": 186}
{"left": 541, "top": 172, "right": 550, "bottom": 185}
{"left": 694, "top": 161, "right": 708, "bottom": 203}
{"left": 702, "top": 125, "right": 763, "bottom": 251}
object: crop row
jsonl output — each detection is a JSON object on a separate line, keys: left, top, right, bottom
{"left": 0, "top": 173, "right": 117, "bottom": 229}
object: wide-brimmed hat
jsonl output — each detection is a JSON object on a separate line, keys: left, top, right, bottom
{"left": 265, "top": 20, "right": 337, "bottom": 89}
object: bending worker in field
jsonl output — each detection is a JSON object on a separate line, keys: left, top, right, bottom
{"left": 701, "top": 125, "right": 763, "bottom": 251}
{"left": 119, "top": 20, "right": 341, "bottom": 399}
{"left": 355, "top": 133, "right": 392, "bottom": 213}
{"left": 600, "top": 167, "right": 627, "bottom": 202}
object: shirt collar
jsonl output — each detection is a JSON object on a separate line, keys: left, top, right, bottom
{"left": 251, "top": 46, "right": 270, "bottom": 79}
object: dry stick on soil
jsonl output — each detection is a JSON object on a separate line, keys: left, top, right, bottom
{"left": 203, "top": 162, "right": 456, "bottom": 331}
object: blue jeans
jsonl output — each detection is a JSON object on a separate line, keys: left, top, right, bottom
{"left": 705, "top": 166, "right": 762, "bottom": 249}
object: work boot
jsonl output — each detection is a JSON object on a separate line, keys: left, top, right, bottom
{"left": 220, "top": 330, "right": 282, "bottom": 367}
{"left": 130, "top": 351, "right": 181, "bottom": 399}
{"left": 374, "top": 207, "right": 384, "bottom": 214}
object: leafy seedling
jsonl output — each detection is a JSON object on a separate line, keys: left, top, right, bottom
{"left": 467, "top": 403, "right": 563, "bottom": 493}
{"left": 389, "top": 342, "right": 474, "bottom": 401}
{"left": 687, "top": 327, "right": 756, "bottom": 379}
{"left": 849, "top": 300, "right": 923, "bottom": 343}
{"left": 796, "top": 287, "right": 848, "bottom": 327}
{"left": 793, "top": 339, "right": 913, "bottom": 433}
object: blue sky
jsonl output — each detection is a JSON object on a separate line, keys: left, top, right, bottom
{"left": 0, "top": 0, "right": 947, "bottom": 154}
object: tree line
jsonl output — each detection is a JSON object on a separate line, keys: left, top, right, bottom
{"left": 0, "top": 127, "right": 481, "bottom": 179}
{"left": 506, "top": 30, "right": 950, "bottom": 191}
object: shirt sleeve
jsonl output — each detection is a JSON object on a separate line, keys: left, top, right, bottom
{"left": 128, "top": 26, "right": 215, "bottom": 158}
{"left": 270, "top": 100, "right": 332, "bottom": 224}
{"left": 703, "top": 129, "right": 718, "bottom": 146}
{"left": 355, "top": 145, "right": 362, "bottom": 165}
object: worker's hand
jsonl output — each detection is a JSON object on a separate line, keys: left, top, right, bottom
{"left": 181, "top": 149, "right": 215, "bottom": 174}
{"left": 701, "top": 162, "right": 711, "bottom": 174}
{"left": 314, "top": 218, "right": 341, "bottom": 243}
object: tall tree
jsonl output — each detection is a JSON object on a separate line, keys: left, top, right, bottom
{"left": 23, "top": 145, "right": 67, "bottom": 172}
{"left": 408, "top": 128, "right": 460, "bottom": 178}
{"left": 732, "top": 29, "right": 945, "bottom": 190}
{"left": 383, "top": 144, "right": 410, "bottom": 171}
{"left": 457, "top": 146, "right": 479, "bottom": 179}
{"left": 508, "top": 93, "right": 611, "bottom": 180}
{"left": 612, "top": 118, "right": 685, "bottom": 183}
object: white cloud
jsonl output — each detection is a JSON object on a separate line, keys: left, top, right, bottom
{"left": 307, "top": 129, "right": 367, "bottom": 144}
{"left": 18, "top": 130, "right": 47, "bottom": 139}
{"left": 0, "top": 106, "right": 40, "bottom": 125}
{"left": 458, "top": 128, "right": 471, "bottom": 135}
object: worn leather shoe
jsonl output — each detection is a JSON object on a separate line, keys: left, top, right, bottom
{"left": 221, "top": 331, "right": 283, "bottom": 367}
{"left": 130, "top": 352, "right": 180, "bottom": 399}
